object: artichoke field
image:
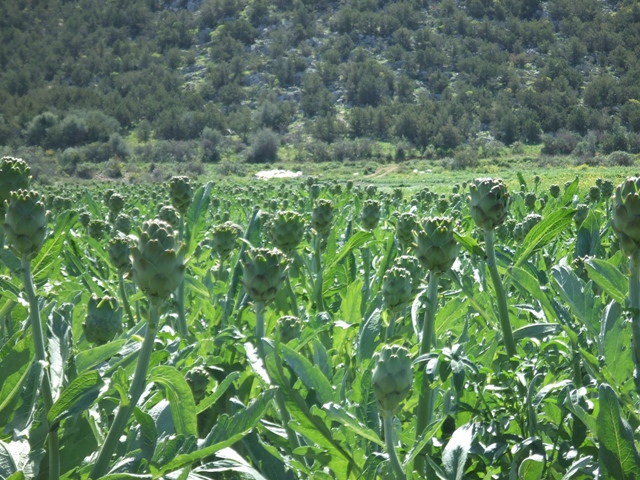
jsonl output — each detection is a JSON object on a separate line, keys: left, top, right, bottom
{"left": 2, "top": 157, "right": 640, "bottom": 479}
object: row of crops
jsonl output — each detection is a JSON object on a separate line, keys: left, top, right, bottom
{"left": 1, "top": 155, "right": 640, "bottom": 479}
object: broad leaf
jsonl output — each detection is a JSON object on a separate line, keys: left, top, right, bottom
{"left": 514, "top": 208, "right": 576, "bottom": 268}
{"left": 442, "top": 423, "right": 474, "bottom": 480}
{"left": 583, "top": 257, "right": 627, "bottom": 305}
{"left": 149, "top": 366, "right": 198, "bottom": 437}
{"left": 48, "top": 370, "right": 103, "bottom": 431}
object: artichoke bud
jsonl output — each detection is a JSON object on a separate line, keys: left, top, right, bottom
{"left": 514, "top": 213, "right": 542, "bottom": 241}
{"left": 83, "top": 294, "right": 123, "bottom": 345}
{"left": 311, "top": 199, "right": 334, "bottom": 237}
{"left": 277, "top": 315, "right": 302, "bottom": 344}
{"left": 365, "top": 184, "right": 378, "bottom": 197}
{"left": 588, "top": 186, "right": 600, "bottom": 204}
{"left": 242, "top": 247, "right": 288, "bottom": 303}
{"left": 211, "top": 221, "right": 243, "bottom": 259}
{"left": 0, "top": 156, "right": 31, "bottom": 219}
{"left": 185, "top": 365, "right": 210, "bottom": 402}
{"left": 268, "top": 210, "right": 305, "bottom": 255}
{"left": 309, "top": 183, "right": 321, "bottom": 199}
{"left": 395, "top": 212, "right": 418, "bottom": 249}
{"left": 524, "top": 192, "right": 537, "bottom": 210}
{"left": 612, "top": 177, "right": 640, "bottom": 257}
{"left": 437, "top": 197, "right": 449, "bottom": 213}
{"left": 573, "top": 204, "right": 589, "bottom": 228}
{"left": 3, "top": 189, "right": 47, "bottom": 259}
{"left": 601, "top": 180, "right": 614, "bottom": 200}
{"left": 468, "top": 178, "right": 510, "bottom": 230}
{"left": 169, "top": 176, "right": 193, "bottom": 215}
{"left": 415, "top": 217, "right": 460, "bottom": 274}
{"left": 158, "top": 205, "right": 180, "bottom": 228}
{"left": 382, "top": 267, "right": 413, "bottom": 312}
{"left": 372, "top": 345, "right": 413, "bottom": 415}
{"left": 360, "top": 199, "right": 381, "bottom": 231}
{"left": 108, "top": 237, "right": 132, "bottom": 273}
{"left": 88, "top": 219, "right": 109, "bottom": 240}
{"left": 113, "top": 213, "right": 132, "bottom": 235}
{"left": 108, "top": 193, "right": 125, "bottom": 216}
{"left": 394, "top": 255, "right": 423, "bottom": 293}
{"left": 104, "top": 189, "right": 115, "bottom": 205}
{"left": 78, "top": 210, "right": 92, "bottom": 229}
{"left": 131, "top": 219, "right": 187, "bottom": 300}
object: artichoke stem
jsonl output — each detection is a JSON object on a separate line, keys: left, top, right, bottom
{"left": 255, "top": 301, "right": 266, "bottom": 359}
{"left": 175, "top": 280, "right": 188, "bottom": 338}
{"left": 361, "top": 246, "right": 371, "bottom": 318}
{"left": 415, "top": 272, "right": 440, "bottom": 476}
{"left": 629, "top": 256, "right": 640, "bottom": 391}
{"left": 90, "top": 301, "right": 160, "bottom": 479}
{"left": 118, "top": 272, "right": 135, "bottom": 329}
{"left": 484, "top": 228, "right": 517, "bottom": 358}
{"left": 385, "top": 310, "right": 398, "bottom": 342}
{"left": 383, "top": 414, "right": 406, "bottom": 480}
{"left": 22, "top": 258, "right": 60, "bottom": 480}
{"left": 285, "top": 273, "right": 299, "bottom": 316}
{"left": 314, "top": 234, "right": 325, "bottom": 311}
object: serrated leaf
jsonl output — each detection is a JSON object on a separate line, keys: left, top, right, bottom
{"left": 48, "top": 370, "right": 102, "bottom": 431}
{"left": 597, "top": 383, "right": 640, "bottom": 479}
{"left": 513, "top": 323, "right": 562, "bottom": 341}
{"left": 75, "top": 339, "right": 127, "bottom": 373}
{"left": 454, "top": 233, "right": 485, "bottom": 257}
{"left": 583, "top": 257, "right": 627, "bottom": 305}
{"left": 357, "top": 308, "right": 381, "bottom": 362}
{"left": 196, "top": 371, "right": 240, "bottom": 414}
{"left": 281, "top": 344, "right": 335, "bottom": 406}
{"left": 149, "top": 366, "right": 198, "bottom": 437}
{"left": 514, "top": 208, "right": 576, "bottom": 268}
{"left": 322, "top": 402, "right": 383, "bottom": 447}
{"left": 600, "top": 301, "right": 634, "bottom": 387}
{"left": 551, "top": 266, "right": 599, "bottom": 337}
{"left": 442, "top": 423, "right": 474, "bottom": 480}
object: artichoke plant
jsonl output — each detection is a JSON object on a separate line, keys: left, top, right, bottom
{"left": 277, "top": 315, "right": 302, "bottom": 344}
{"left": 415, "top": 217, "right": 460, "bottom": 275}
{"left": 185, "top": 365, "right": 210, "bottom": 402}
{"left": 3, "top": 189, "right": 47, "bottom": 260}
{"left": 268, "top": 211, "right": 305, "bottom": 255}
{"left": 242, "top": 247, "right": 288, "bottom": 303}
{"left": 158, "top": 205, "right": 180, "bottom": 229}
{"left": 108, "top": 237, "right": 132, "bottom": 274}
{"left": 311, "top": 199, "right": 334, "bottom": 237}
{"left": 395, "top": 212, "right": 418, "bottom": 251}
{"left": 372, "top": 345, "right": 412, "bottom": 415}
{"left": 612, "top": 177, "right": 640, "bottom": 258}
{"left": 360, "top": 199, "right": 382, "bottom": 231}
{"left": 469, "top": 178, "right": 510, "bottom": 230}
{"left": 382, "top": 267, "right": 413, "bottom": 313}
{"left": 0, "top": 156, "right": 31, "bottom": 221}
{"left": 169, "top": 176, "right": 193, "bottom": 215}
{"left": 83, "top": 294, "right": 123, "bottom": 345}
{"left": 211, "top": 221, "right": 243, "bottom": 260}
{"left": 131, "top": 219, "right": 187, "bottom": 300}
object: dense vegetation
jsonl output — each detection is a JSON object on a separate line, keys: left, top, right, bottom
{"left": 3, "top": 155, "right": 640, "bottom": 479}
{"left": 0, "top": 0, "right": 639, "bottom": 179}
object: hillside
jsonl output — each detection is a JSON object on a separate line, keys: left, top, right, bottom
{"left": 1, "top": 0, "right": 639, "bottom": 179}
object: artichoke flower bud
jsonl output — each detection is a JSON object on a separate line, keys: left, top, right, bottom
{"left": 311, "top": 199, "right": 334, "bottom": 237}
{"left": 169, "top": 176, "right": 193, "bottom": 216}
{"left": 131, "top": 219, "right": 187, "bottom": 300}
{"left": 185, "top": 365, "right": 210, "bottom": 402}
{"left": 395, "top": 212, "right": 418, "bottom": 250}
{"left": 372, "top": 345, "right": 413, "bottom": 415}
{"left": 277, "top": 315, "right": 302, "bottom": 344}
{"left": 513, "top": 213, "right": 542, "bottom": 242}
{"left": 158, "top": 205, "right": 180, "bottom": 228}
{"left": 268, "top": 210, "right": 305, "bottom": 255}
{"left": 83, "top": 294, "right": 123, "bottom": 345}
{"left": 574, "top": 204, "right": 589, "bottom": 228}
{"left": 524, "top": 192, "right": 537, "bottom": 210}
{"left": 382, "top": 267, "right": 413, "bottom": 312}
{"left": 360, "top": 199, "right": 382, "bottom": 231}
{"left": 365, "top": 184, "right": 378, "bottom": 198}
{"left": 588, "top": 186, "right": 601, "bottom": 204}
{"left": 346, "top": 180, "right": 354, "bottom": 191}
{"left": 309, "top": 183, "right": 321, "bottom": 199}
{"left": 242, "top": 247, "right": 288, "bottom": 303}
{"left": 108, "top": 193, "right": 125, "bottom": 217}
{"left": 211, "top": 221, "right": 243, "bottom": 260}
{"left": 3, "top": 189, "right": 47, "bottom": 259}
{"left": 0, "top": 156, "right": 31, "bottom": 220}
{"left": 108, "top": 237, "right": 132, "bottom": 273}
{"left": 437, "top": 197, "right": 449, "bottom": 213}
{"left": 612, "top": 177, "right": 640, "bottom": 258}
{"left": 104, "top": 189, "right": 115, "bottom": 205}
{"left": 78, "top": 210, "right": 91, "bottom": 229}
{"left": 88, "top": 219, "right": 109, "bottom": 240}
{"left": 601, "top": 180, "right": 614, "bottom": 200}
{"left": 469, "top": 178, "right": 510, "bottom": 230}
{"left": 394, "top": 255, "right": 423, "bottom": 293}
{"left": 113, "top": 213, "right": 132, "bottom": 235}
{"left": 415, "top": 217, "right": 460, "bottom": 274}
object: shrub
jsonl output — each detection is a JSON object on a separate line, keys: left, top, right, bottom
{"left": 246, "top": 128, "right": 279, "bottom": 163}
{"left": 541, "top": 131, "right": 580, "bottom": 155}
{"left": 76, "top": 162, "right": 97, "bottom": 179}
{"left": 606, "top": 151, "right": 635, "bottom": 166}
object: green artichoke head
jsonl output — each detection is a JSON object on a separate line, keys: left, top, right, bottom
{"left": 549, "top": 184, "right": 560, "bottom": 199}
{"left": 394, "top": 254, "right": 423, "bottom": 293}
{"left": 395, "top": 212, "right": 418, "bottom": 250}
{"left": 158, "top": 205, "right": 180, "bottom": 228}
{"left": 169, "top": 176, "right": 193, "bottom": 215}
{"left": 131, "top": 219, "right": 187, "bottom": 301}
{"left": 415, "top": 216, "right": 460, "bottom": 274}
{"left": 242, "top": 247, "right": 288, "bottom": 303}
{"left": 612, "top": 177, "right": 640, "bottom": 258}
{"left": 268, "top": 210, "right": 305, "bottom": 255}
{"left": 185, "top": 365, "right": 210, "bottom": 402}
{"left": 277, "top": 315, "right": 302, "bottom": 344}
{"left": 574, "top": 204, "right": 589, "bottom": 228}
{"left": 311, "top": 199, "right": 334, "bottom": 237}
{"left": 108, "top": 236, "right": 132, "bottom": 274}
{"left": 211, "top": 221, "right": 243, "bottom": 259}
{"left": 3, "top": 189, "right": 47, "bottom": 259}
{"left": 360, "top": 199, "right": 382, "bottom": 231}
{"left": 468, "top": 178, "right": 510, "bottom": 230}
{"left": 113, "top": 213, "right": 132, "bottom": 235}
{"left": 83, "top": 294, "right": 123, "bottom": 345}
{"left": 108, "top": 193, "right": 125, "bottom": 216}
{"left": 0, "top": 157, "right": 31, "bottom": 219}
{"left": 382, "top": 266, "right": 413, "bottom": 312}
{"left": 372, "top": 345, "right": 413, "bottom": 415}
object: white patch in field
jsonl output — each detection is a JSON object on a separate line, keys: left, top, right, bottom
{"left": 255, "top": 169, "right": 303, "bottom": 180}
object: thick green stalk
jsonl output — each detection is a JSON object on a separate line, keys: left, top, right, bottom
{"left": 90, "top": 301, "right": 160, "bottom": 479}
{"left": 175, "top": 217, "right": 188, "bottom": 338}
{"left": 629, "top": 255, "right": 640, "bottom": 389}
{"left": 118, "top": 272, "right": 135, "bottom": 329}
{"left": 22, "top": 258, "right": 59, "bottom": 480}
{"left": 314, "top": 234, "right": 325, "bottom": 311}
{"left": 254, "top": 302, "right": 303, "bottom": 457}
{"left": 383, "top": 414, "right": 406, "bottom": 480}
{"left": 484, "top": 228, "right": 517, "bottom": 358}
{"left": 414, "top": 273, "right": 440, "bottom": 476}
{"left": 361, "top": 246, "right": 371, "bottom": 318}
{"left": 285, "top": 273, "right": 299, "bottom": 316}
{"left": 385, "top": 310, "right": 398, "bottom": 342}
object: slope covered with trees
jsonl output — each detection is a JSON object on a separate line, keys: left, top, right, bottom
{"left": 1, "top": 0, "right": 639, "bottom": 177}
